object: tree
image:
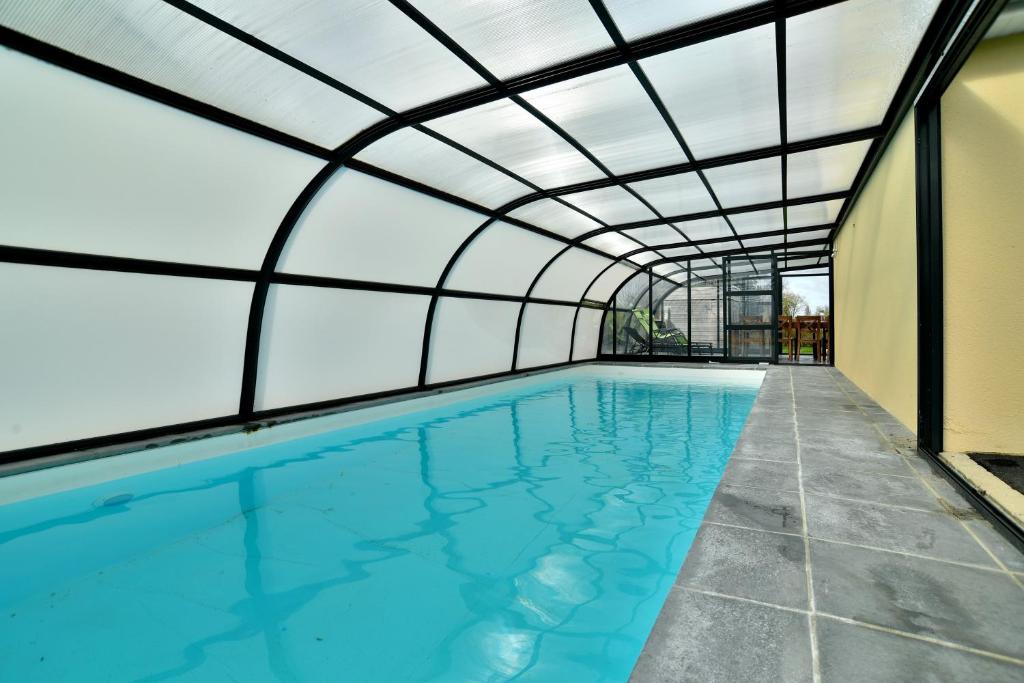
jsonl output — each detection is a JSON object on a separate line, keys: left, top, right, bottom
{"left": 814, "top": 304, "right": 830, "bottom": 316}
{"left": 782, "top": 289, "right": 809, "bottom": 316}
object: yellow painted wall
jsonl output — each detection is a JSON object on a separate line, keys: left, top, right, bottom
{"left": 833, "top": 116, "right": 918, "bottom": 431}
{"left": 941, "top": 33, "right": 1024, "bottom": 454}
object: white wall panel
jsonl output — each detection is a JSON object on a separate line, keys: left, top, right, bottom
{"left": 427, "top": 297, "right": 520, "bottom": 384}
{"left": 0, "top": 50, "right": 325, "bottom": 269}
{"left": 256, "top": 285, "right": 428, "bottom": 410}
{"left": 531, "top": 248, "right": 615, "bottom": 302}
{"left": 572, "top": 308, "right": 604, "bottom": 360}
{"left": 445, "top": 222, "right": 564, "bottom": 295}
{"left": 517, "top": 304, "right": 574, "bottom": 370}
{"left": 281, "top": 169, "right": 483, "bottom": 286}
{"left": 0, "top": 264, "right": 251, "bottom": 452}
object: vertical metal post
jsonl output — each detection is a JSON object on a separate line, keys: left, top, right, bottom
{"left": 828, "top": 254, "right": 835, "bottom": 366}
{"left": 647, "top": 267, "right": 654, "bottom": 356}
{"left": 687, "top": 262, "right": 693, "bottom": 360}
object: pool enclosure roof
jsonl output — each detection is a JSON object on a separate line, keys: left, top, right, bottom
{"left": 0, "top": 0, "right": 953, "bottom": 458}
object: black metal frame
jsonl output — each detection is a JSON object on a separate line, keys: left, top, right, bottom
{"left": 910, "top": 0, "right": 1022, "bottom": 549}
{"left": 0, "top": 0, "right": 983, "bottom": 465}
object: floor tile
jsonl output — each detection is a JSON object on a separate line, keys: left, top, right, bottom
{"left": 705, "top": 485, "right": 803, "bottom": 534}
{"left": 801, "top": 463, "right": 941, "bottom": 511}
{"left": 722, "top": 459, "right": 800, "bottom": 492}
{"left": 629, "top": 589, "right": 812, "bottom": 683}
{"left": 678, "top": 524, "right": 808, "bottom": 609}
{"left": 799, "top": 443, "right": 910, "bottom": 476}
{"left": 817, "top": 616, "right": 1024, "bottom": 683}
{"left": 810, "top": 540, "right": 1024, "bottom": 659}
{"left": 804, "top": 494, "right": 997, "bottom": 566}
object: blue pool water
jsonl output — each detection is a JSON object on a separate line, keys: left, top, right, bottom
{"left": 0, "top": 370, "right": 760, "bottom": 682}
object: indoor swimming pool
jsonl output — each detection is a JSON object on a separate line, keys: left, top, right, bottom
{"left": 0, "top": 367, "right": 762, "bottom": 682}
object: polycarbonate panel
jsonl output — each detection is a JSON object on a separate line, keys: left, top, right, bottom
{"left": 606, "top": 0, "right": 761, "bottom": 41}
{"left": 788, "top": 140, "right": 872, "bottom": 198}
{"left": 740, "top": 234, "right": 787, "bottom": 249}
{"left": 280, "top": 170, "right": 483, "bottom": 286}
{"left": 622, "top": 224, "right": 685, "bottom": 247}
{"left": 563, "top": 186, "right": 655, "bottom": 225}
{"left": 703, "top": 157, "right": 782, "bottom": 207}
{"left": 445, "top": 222, "right": 564, "bottom": 295}
{"left": 0, "top": 1, "right": 382, "bottom": 147}
{"left": 703, "top": 240, "right": 743, "bottom": 256}
{"left": 653, "top": 263, "right": 688, "bottom": 283}
{"left": 413, "top": 0, "right": 613, "bottom": 79}
{"left": 673, "top": 217, "right": 734, "bottom": 242}
{"left": 641, "top": 25, "right": 780, "bottom": 159}
{"left": 658, "top": 246, "right": 701, "bottom": 259}
{"left": 355, "top": 128, "right": 531, "bottom": 208}
{"left": 0, "top": 49, "right": 324, "bottom": 269}
{"left": 728, "top": 208, "right": 785, "bottom": 235}
{"left": 628, "top": 252, "right": 661, "bottom": 265}
{"left": 0, "top": 263, "right": 251, "bottom": 451}
{"left": 522, "top": 65, "right": 684, "bottom": 175}
{"left": 783, "top": 257, "right": 826, "bottom": 268}
{"left": 586, "top": 263, "right": 638, "bottom": 302}
{"left": 572, "top": 307, "right": 604, "bottom": 360}
{"left": 426, "top": 99, "right": 604, "bottom": 188}
{"left": 787, "top": 0, "right": 941, "bottom": 140}
{"left": 789, "top": 200, "right": 845, "bottom": 228}
{"left": 532, "top": 248, "right": 616, "bottom": 302}
{"left": 582, "top": 233, "right": 642, "bottom": 257}
{"left": 788, "top": 229, "right": 832, "bottom": 245}
{"left": 629, "top": 172, "right": 717, "bottom": 217}
{"left": 192, "top": 0, "right": 486, "bottom": 111}
{"left": 256, "top": 285, "right": 428, "bottom": 410}
{"left": 507, "top": 199, "right": 602, "bottom": 239}
{"left": 517, "top": 304, "right": 574, "bottom": 369}
{"left": 427, "top": 297, "right": 519, "bottom": 384}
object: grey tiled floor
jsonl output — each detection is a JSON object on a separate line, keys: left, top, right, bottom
{"left": 630, "top": 366, "right": 1024, "bottom": 683}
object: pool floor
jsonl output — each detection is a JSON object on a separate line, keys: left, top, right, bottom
{"left": 0, "top": 370, "right": 759, "bottom": 682}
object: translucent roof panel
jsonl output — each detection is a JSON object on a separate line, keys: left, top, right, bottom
{"left": 561, "top": 186, "right": 655, "bottom": 225}
{"left": 0, "top": 0, "right": 383, "bottom": 148}
{"left": 521, "top": 65, "right": 685, "bottom": 175}
{"left": 605, "top": 0, "right": 762, "bottom": 41}
{"left": 787, "top": 0, "right": 941, "bottom": 140}
{"left": 2, "top": 49, "right": 325, "bottom": 270}
{"left": 257, "top": 286, "right": 428, "bottom": 410}
{"left": 627, "top": 252, "right": 661, "bottom": 266}
{"left": 532, "top": 248, "right": 616, "bottom": 302}
{"left": 740, "top": 234, "right": 787, "bottom": 249}
{"left": 426, "top": 99, "right": 604, "bottom": 188}
{"left": 413, "top": 0, "right": 614, "bottom": 80}
{"left": 427, "top": 298, "right": 519, "bottom": 384}
{"left": 507, "top": 200, "right": 602, "bottom": 239}
{"left": 703, "top": 158, "right": 783, "bottom": 207}
{"left": 789, "top": 200, "right": 845, "bottom": 228}
{"left": 355, "top": 128, "right": 531, "bottom": 208}
{"left": 788, "top": 140, "right": 873, "bottom": 198}
{"left": 445, "top": 222, "right": 564, "bottom": 296}
{"left": 726, "top": 209, "right": 783, "bottom": 236}
{"left": 280, "top": 170, "right": 483, "bottom": 286}
{"left": 622, "top": 225, "right": 686, "bottom": 247}
{"left": 674, "top": 217, "right": 735, "bottom": 242}
{"left": 628, "top": 172, "right": 717, "bottom": 217}
{"left": 652, "top": 263, "right": 689, "bottom": 282}
{"left": 582, "top": 233, "right": 643, "bottom": 257}
{"left": 587, "top": 264, "right": 639, "bottom": 302}
{"left": 788, "top": 229, "right": 833, "bottom": 245}
{"left": 658, "top": 246, "right": 702, "bottom": 259}
{"left": 517, "top": 304, "right": 574, "bottom": 369}
{"left": 641, "top": 25, "right": 780, "bottom": 159}
{"left": 191, "top": 0, "right": 487, "bottom": 111}
{"left": 702, "top": 240, "right": 743, "bottom": 256}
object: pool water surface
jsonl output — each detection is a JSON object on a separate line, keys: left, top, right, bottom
{"left": 0, "top": 368, "right": 761, "bottom": 682}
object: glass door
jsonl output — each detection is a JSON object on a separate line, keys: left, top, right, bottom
{"left": 724, "top": 255, "right": 778, "bottom": 362}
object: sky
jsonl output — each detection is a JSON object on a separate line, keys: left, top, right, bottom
{"left": 783, "top": 275, "right": 829, "bottom": 313}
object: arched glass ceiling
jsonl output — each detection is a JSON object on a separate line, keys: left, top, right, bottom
{"left": 0, "top": 0, "right": 949, "bottom": 458}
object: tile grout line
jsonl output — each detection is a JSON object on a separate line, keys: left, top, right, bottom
{"left": 680, "top": 586, "right": 1024, "bottom": 667}
{"left": 789, "top": 367, "right": 821, "bottom": 683}
{"left": 823, "top": 368, "right": 1024, "bottom": 592}
{"left": 702, "top": 520, "right": 1017, "bottom": 575}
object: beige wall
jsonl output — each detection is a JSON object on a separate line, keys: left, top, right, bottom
{"left": 941, "top": 33, "right": 1024, "bottom": 454}
{"left": 833, "top": 116, "right": 918, "bottom": 431}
